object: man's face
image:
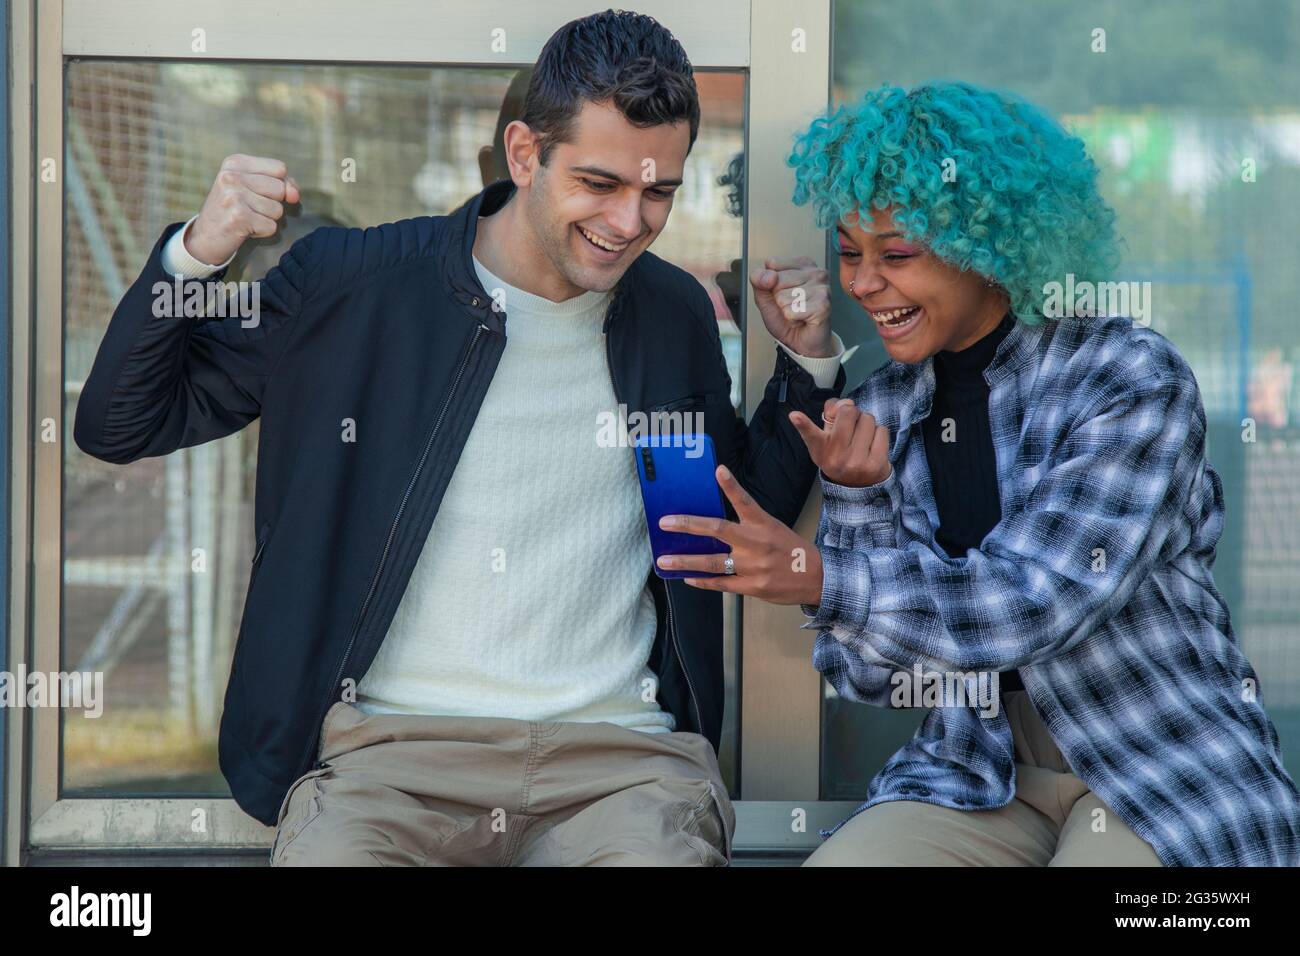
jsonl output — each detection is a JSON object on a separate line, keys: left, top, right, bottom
{"left": 521, "top": 100, "right": 689, "bottom": 293}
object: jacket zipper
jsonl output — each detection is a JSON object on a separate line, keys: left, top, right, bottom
{"left": 234, "top": 523, "right": 273, "bottom": 672}
{"left": 251, "top": 522, "right": 270, "bottom": 570}
{"left": 604, "top": 314, "right": 705, "bottom": 734}
{"left": 299, "top": 320, "right": 488, "bottom": 775}
{"left": 652, "top": 394, "right": 705, "bottom": 414}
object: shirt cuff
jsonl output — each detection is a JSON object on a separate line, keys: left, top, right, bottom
{"left": 820, "top": 467, "right": 902, "bottom": 527}
{"left": 161, "top": 215, "right": 237, "bottom": 278}
{"left": 800, "top": 543, "right": 873, "bottom": 631}
{"left": 778, "top": 331, "right": 845, "bottom": 389}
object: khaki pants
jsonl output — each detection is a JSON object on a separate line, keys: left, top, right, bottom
{"left": 270, "top": 700, "right": 735, "bottom": 866}
{"left": 805, "top": 690, "right": 1164, "bottom": 866}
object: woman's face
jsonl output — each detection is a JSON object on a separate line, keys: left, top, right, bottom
{"left": 835, "top": 205, "right": 1010, "bottom": 364}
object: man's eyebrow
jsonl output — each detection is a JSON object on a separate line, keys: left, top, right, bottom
{"left": 570, "top": 165, "right": 682, "bottom": 187}
{"left": 570, "top": 165, "right": 629, "bottom": 185}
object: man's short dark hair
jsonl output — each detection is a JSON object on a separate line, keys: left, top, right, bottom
{"left": 521, "top": 9, "right": 700, "bottom": 166}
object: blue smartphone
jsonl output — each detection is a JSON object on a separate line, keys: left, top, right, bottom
{"left": 634, "top": 433, "right": 731, "bottom": 579}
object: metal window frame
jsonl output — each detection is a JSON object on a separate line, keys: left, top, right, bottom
{"left": 0, "top": 0, "right": 14, "bottom": 872}
{"left": 6, "top": 0, "right": 34, "bottom": 870}
{"left": 13, "top": 0, "right": 845, "bottom": 856}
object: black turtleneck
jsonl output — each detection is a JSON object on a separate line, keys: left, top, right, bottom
{"left": 920, "top": 311, "right": 1023, "bottom": 693}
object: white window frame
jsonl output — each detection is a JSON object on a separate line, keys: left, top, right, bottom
{"left": 9, "top": 0, "right": 852, "bottom": 859}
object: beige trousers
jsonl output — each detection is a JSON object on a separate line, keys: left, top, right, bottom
{"left": 270, "top": 700, "right": 735, "bottom": 866}
{"left": 804, "top": 690, "right": 1164, "bottom": 866}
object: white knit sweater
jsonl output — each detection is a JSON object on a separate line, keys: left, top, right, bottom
{"left": 354, "top": 255, "right": 677, "bottom": 731}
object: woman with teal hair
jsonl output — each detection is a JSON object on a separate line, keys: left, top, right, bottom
{"left": 657, "top": 80, "right": 1300, "bottom": 866}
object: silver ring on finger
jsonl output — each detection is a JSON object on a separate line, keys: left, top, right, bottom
{"left": 722, "top": 556, "right": 736, "bottom": 575}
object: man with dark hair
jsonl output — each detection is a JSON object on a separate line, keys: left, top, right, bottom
{"left": 75, "top": 9, "right": 845, "bottom": 866}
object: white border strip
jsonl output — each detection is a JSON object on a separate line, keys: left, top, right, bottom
{"left": 62, "top": 0, "right": 750, "bottom": 67}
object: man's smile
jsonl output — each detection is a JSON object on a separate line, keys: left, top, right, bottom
{"left": 576, "top": 223, "right": 632, "bottom": 257}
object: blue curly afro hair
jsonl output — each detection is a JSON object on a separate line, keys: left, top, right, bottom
{"left": 788, "top": 81, "right": 1121, "bottom": 324}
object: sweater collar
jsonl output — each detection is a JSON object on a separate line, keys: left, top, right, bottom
{"left": 447, "top": 178, "right": 635, "bottom": 334}
{"left": 934, "top": 310, "right": 1015, "bottom": 385}
{"left": 895, "top": 313, "right": 1049, "bottom": 430}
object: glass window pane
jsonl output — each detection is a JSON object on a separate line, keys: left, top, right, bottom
{"left": 63, "top": 60, "right": 745, "bottom": 797}
{"left": 822, "top": 0, "right": 1300, "bottom": 798}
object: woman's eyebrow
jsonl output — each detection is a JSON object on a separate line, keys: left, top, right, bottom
{"left": 837, "top": 227, "right": 904, "bottom": 242}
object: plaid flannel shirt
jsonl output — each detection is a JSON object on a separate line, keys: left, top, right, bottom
{"left": 801, "top": 314, "right": 1300, "bottom": 866}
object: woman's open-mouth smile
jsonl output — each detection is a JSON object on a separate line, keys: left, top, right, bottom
{"left": 868, "top": 304, "right": 923, "bottom": 340}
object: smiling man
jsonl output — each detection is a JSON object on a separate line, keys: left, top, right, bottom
{"left": 473, "top": 90, "right": 684, "bottom": 300}
{"left": 74, "top": 10, "right": 845, "bottom": 866}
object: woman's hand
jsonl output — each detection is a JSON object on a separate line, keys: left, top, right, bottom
{"left": 789, "top": 398, "right": 892, "bottom": 487}
{"left": 657, "top": 465, "right": 823, "bottom": 605}
{"left": 749, "top": 256, "right": 836, "bottom": 358}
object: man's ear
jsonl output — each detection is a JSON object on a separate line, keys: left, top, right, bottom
{"left": 502, "top": 119, "right": 540, "bottom": 189}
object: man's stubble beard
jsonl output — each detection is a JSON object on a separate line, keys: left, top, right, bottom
{"left": 524, "top": 171, "right": 624, "bottom": 295}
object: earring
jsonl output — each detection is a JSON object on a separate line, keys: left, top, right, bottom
{"left": 849, "top": 279, "right": 856, "bottom": 292}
